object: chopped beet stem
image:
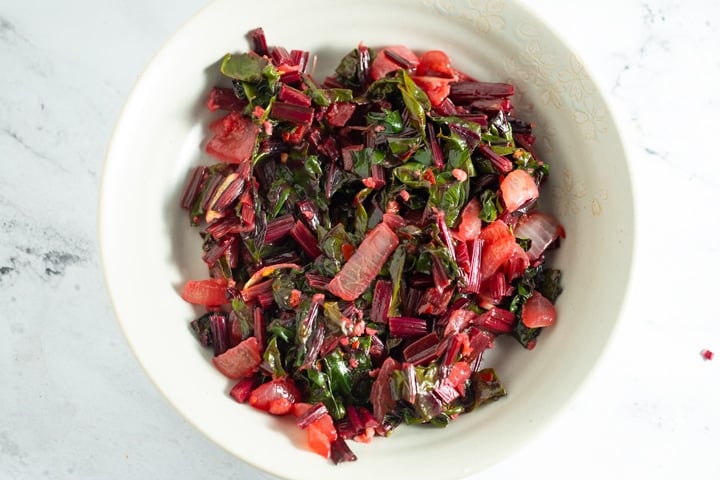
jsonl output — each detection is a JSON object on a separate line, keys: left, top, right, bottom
{"left": 384, "top": 49, "right": 415, "bottom": 70}
{"left": 280, "top": 70, "right": 302, "bottom": 85}
{"left": 241, "top": 278, "right": 274, "bottom": 303}
{"left": 199, "top": 174, "right": 226, "bottom": 212}
{"left": 370, "top": 280, "right": 392, "bottom": 324}
{"left": 305, "top": 273, "right": 330, "bottom": 290}
{"left": 296, "top": 402, "right": 330, "bottom": 429}
{"left": 213, "top": 175, "right": 246, "bottom": 212}
{"left": 388, "top": 316, "right": 428, "bottom": 338}
{"left": 457, "top": 113, "right": 489, "bottom": 127}
{"left": 297, "top": 200, "right": 321, "bottom": 232}
{"left": 430, "top": 253, "right": 451, "bottom": 293}
{"left": 435, "top": 97, "right": 459, "bottom": 116}
{"left": 370, "top": 164, "right": 386, "bottom": 189}
{"left": 269, "top": 102, "right": 315, "bottom": 124}
{"left": 271, "top": 46, "right": 292, "bottom": 66}
{"left": 202, "top": 236, "right": 233, "bottom": 266}
{"left": 290, "top": 220, "right": 322, "bottom": 259}
{"left": 264, "top": 214, "right": 295, "bottom": 244}
{"left": 257, "top": 291, "right": 275, "bottom": 309}
{"left": 229, "top": 376, "right": 256, "bottom": 403}
{"left": 479, "top": 144, "right": 513, "bottom": 174}
{"left": 358, "top": 406, "right": 380, "bottom": 429}
{"left": 402, "top": 362, "right": 418, "bottom": 403}
{"left": 443, "top": 334, "right": 464, "bottom": 366}
{"left": 253, "top": 306, "right": 266, "bottom": 349}
{"left": 225, "top": 236, "right": 241, "bottom": 269}
{"left": 278, "top": 84, "right": 312, "bottom": 107}
{"left": 357, "top": 44, "right": 371, "bottom": 87}
{"left": 290, "top": 49, "right": 310, "bottom": 71}
{"left": 206, "top": 215, "right": 242, "bottom": 240}
{"left": 465, "top": 239, "right": 483, "bottom": 293}
{"left": 346, "top": 405, "right": 364, "bottom": 434}
{"left": 402, "top": 332, "right": 441, "bottom": 365}
{"left": 300, "top": 323, "right": 325, "bottom": 370}
{"left": 263, "top": 251, "right": 302, "bottom": 267}
{"left": 433, "top": 382, "right": 460, "bottom": 404}
{"left": 250, "top": 27, "right": 268, "bottom": 56}
{"left": 330, "top": 437, "right": 357, "bottom": 464}
{"left": 449, "top": 81, "right": 515, "bottom": 103}
{"left": 435, "top": 210, "right": 456, "bottom": 261}
{"left": 476, "top": 307, "right": 516, "bottom": 334}
{"left": 210, "top": 313, "right": 229, "bottom": 356}
{"left": 437, "top": 297, "right": 471, "bottom": 328}
{"left": 180, "top": 166, "right": 208, "bottom": 209}
{"left": 470, "top": 97, "right": 512, "bottom": 114}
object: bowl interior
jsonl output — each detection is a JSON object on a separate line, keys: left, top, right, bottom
{"left": 99, "top": 1, "right": 634, "bottom": 479}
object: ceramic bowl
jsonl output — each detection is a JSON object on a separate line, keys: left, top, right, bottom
{"left": 99, "top": 1, "right": 634, "bottom": 478}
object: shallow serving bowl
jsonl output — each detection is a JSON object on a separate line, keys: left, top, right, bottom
{"left": 99, "top": 0, "right": 635, "bottom": 478}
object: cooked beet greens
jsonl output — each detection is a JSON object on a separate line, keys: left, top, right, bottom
{"left": 180, "top": 28, "right": 564, "bottom": 463}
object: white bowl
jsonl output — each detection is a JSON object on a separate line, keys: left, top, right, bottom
{"left": 99, "top": 0, "right": 634, "bottom": 478}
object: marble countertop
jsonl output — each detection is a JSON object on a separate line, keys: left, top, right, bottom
{"left": 2, "top": 1, "right": 718, "bottom": 478}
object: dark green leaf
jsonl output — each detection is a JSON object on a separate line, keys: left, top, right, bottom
{"left": 415, "top": 250, "right": 432, "bottom": 275}
{"left": 538, "top": 268, "right": 563, "bottom": 303}
{"left": 347, "top": 338, "right": 374, "bottom": 401}
{"left": 304, "top": 368, "right": 346, "bottom": 419}
{"left": 470, "top": 369, "right": 507, "bottom": 409}
{"left": 387, "top": 135, "right": 422, "bottom": 156}
{"left": 220, "top": 53, "right": 268, "bottom": 82}
{"left": 267, "top": 321, "right": 294, "bottom": 344}
{"left": 190, "top": 313, "right": 213, "bottom": 348}
{"left": 513, "top": 320, "right": 541, "bottom": 349}
{"left": 429, "top": 179, "right": 469, "bottom": 227}
{"left": 423, "top": 244, "right": 459, "bottom": 281}
{"left": 412, "top": 148, "right": 433, "bottom": 167}
{"left": 319, "top": 223, "right": 352, "bottom": 266}
{"left": 293, "top": 298, "right": 316, "bottom": 366}
{"left": 354, "top": 187, "right": 373, "bottom": 236}
{"left": 269, "top": 184, "right": 292, "bottom": 219}
{"left": 429, "top": 413, "right": 453, "bottom": 428}
{"left": 303, "top": 74, "right": 355, "bottom": 107}
{"left": 397, "top": 70, "right": 430, "bottom": 137}
{"left": 393, "top": 162, "right": 431, "bottom": 189}
{"left": 272, "top": 273, "right": 299, "bottom": 311}
{"left": 231, "top": 298, "right": 254, "bottom": 339}
{"left": 367, "top": 109, "right": 404, "bottom": 134}
{"left": 323, "top": 349, "right": 353, "bottom": 397}
{"left": 311, "top": 255, "right": 342, "bottom": 278}
{"left": 512, "top": 147, "right": 550, "bottom": 184}
{"left": 367, "top": 77, "right": 400, "bottom": 101}
{"left": 490, "top": 144, "right": 516, "bottom": 156}
{"left": 322, "top": 301, "right": 351, "bottom": 334}
{"left": 334, "top": 47, "right": 375, "bottom": 89}
{"left": 351, "top": 148, "right": 385, "bottom": 179}
{"left": 263, "top": 337, "right": 286, "bottom": 378}
{"left": 304, "top": 155, "right": 323, "bottom": 180}
{"left": 516, "top": 237, "right": 532, "bottom": 252}
{"left": 507, "top": 266, "right": 539, "bottom": 314}
{"left": 489, "top": 111, "right": 514, "bottom": 143}
{"left": 513, "top": 148, "right": 534, "bottom": 168}
{"left": 388, "top": 245, "right": 406, "bottom": 318}
{"left": 479, "top": 189, "right": 500, "bottom": 223}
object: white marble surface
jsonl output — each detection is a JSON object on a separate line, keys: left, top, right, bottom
{"left": 1, "top": 0, "right": 718, "bottom": 478}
